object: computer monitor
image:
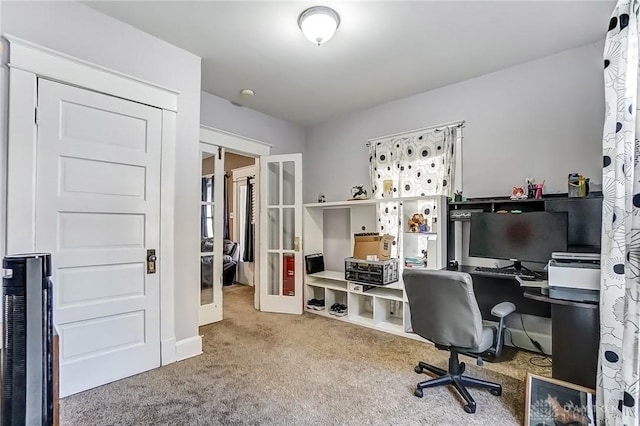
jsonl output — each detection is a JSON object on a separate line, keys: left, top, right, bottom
{"left": 469, "top": 211, "right": 568, "bottom": 266}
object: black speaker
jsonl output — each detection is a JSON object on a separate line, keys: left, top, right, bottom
{"left": 305, "top": 253, "right": 325, "bottom": 275}
{"left": 2, "top": 254, "right": 53, "bottom": 426}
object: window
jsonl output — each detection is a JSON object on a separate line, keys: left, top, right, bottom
{"left": 201, "top": 175, "right": 214, "bottom": 239}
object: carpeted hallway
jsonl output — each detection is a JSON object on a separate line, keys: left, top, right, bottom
{"left": 61, "top": 285, "right": 550, "bottom": 425}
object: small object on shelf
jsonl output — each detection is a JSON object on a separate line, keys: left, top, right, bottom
{"left": 526, "top": 178, "right": 535, "bottom": 199}
{"left": 408, "top": 213, "right": 427, "bottom": 233}
{"left": 535, "top": 180, "right": 545, "bottom": 199}
{"left": 317, "top": 194, "right": 326, "bottom": 203}
{"left": 349, "top": 185, "right": 368, "bottom": 200}
{"left": 510, "top": 186, "right": 527, "bottom": 200}
{"left": 568, "top": 173, "right": 590, "bottom": 198}
{"left": 305, "top": 253, "right": 325, "bottom": 274}
{"left": 345, "top": 257, "right": 399, "bottom": 285}
{"left": 306, "top": 298, "right": 325, "bottom": 310}
{"left": 353, "top": 233, "right": 394, "bottom": 260}
{"left": 451, "top": 190, "right": 464, "bottom": 202}
{"left": 447, "top": 260, "right": 459, "bottom": 271}
{"left": 405, "top": 256, "right": 423, "bottom": 268}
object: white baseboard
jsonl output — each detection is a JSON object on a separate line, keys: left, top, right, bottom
{"left": 161, "top": 337, "right": 177, "bottom": 365}
{"left": 175, "top": 335, "right": 203, "bottom": 361}
{"left": 506, "top": 327, "right": 552, "bottom": 356}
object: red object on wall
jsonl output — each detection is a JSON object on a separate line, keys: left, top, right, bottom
{"left": 283, "top": 255, "right": 295, "bottom": 296}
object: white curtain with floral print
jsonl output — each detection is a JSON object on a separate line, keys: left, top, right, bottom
{"left": 368, "top": 125, "right": 459, "bottom": 200}
{"left": 368, "top": 124, "right": 461, "bottom": 246}
{"left": 599, "top": 1, "right": 640, "bottom": 424}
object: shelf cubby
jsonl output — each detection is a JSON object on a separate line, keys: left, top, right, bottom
{"left": 374, "top": 298, "right": 404, "bottom": 332}
{"left": 305, "top": 285, "right": 325, "bottom": 313}
{"left": 347, "top": 292, "right": 374, "bottom": 324}
{"left": 364, "top": 285, "right": 403, "bottom": 301}
{"left": 326, "top": 288, "right": 348, "bottom": 313}
{"left": 306, "top": 271, "right": 348, "bottom": 291}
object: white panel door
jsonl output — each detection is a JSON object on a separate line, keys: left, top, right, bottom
{"left": 35, "top": 79, "right": 162, "bottom": 397}
{"left": 259, "top": 154, "right": 303, "bottom": 314}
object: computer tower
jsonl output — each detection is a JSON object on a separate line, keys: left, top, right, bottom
{"left": 2, "top": 254, "right": 53, "bottom": 426}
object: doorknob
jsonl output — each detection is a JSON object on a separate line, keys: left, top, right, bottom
{"left": 294, "top": 237, "right": 301, "bottom": 252}
{"left": 147, "top": 249, "right": 157, "bottom": 274}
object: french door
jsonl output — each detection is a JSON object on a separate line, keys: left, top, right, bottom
{"left": 259, "top": 154, "right": 303, "bottom": 314}
{"left": 199, "top": 144, "right": 224, "bottom": 325}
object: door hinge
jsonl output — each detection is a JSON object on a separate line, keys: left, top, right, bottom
{"left": 218, "top": 146, "right": 222, "bottom": 160}
{"left": 35, "top": 107, "right": 41, "bottom": 126}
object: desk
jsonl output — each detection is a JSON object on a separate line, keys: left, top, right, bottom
{"left": 457, "top": 266, "right": 551, "bottom": 319}
{"left": 524, "top": 288, "right": 600, "bottom": 389}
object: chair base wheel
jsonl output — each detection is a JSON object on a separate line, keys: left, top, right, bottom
{"left": 414, "top": 366, "right": 424, "bottom": 374}
{"left": 414, "top": 388, "right": 424, "bottom": 398}
{"left": 463, "top": 404, "right": 476, "bottom": 414}
{"left": 490, "top": 388, "right": 502, "bottom": 396}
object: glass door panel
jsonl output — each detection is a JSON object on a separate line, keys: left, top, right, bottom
{"left": 283, "top": 161, "right": 295, "bottom": 206}
{"left": 283, "top": 208, "right": 295, "bottom": 250}
{"left": 267, "top": 252, "right": 280, "bottom": 296}
{"left": 268, "top": 208, "right": 280, "bottom": 250}
{"left": 259, "top": 154, "right": 303, "bottom": 313}
{"left": 268, "top": 162, "right": 280, "bottom": 206}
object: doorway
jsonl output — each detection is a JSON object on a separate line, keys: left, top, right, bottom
{"left": 198, "top": 126, "right": 271, "bottom": 324}
{"left": 228, "top": 154, "right": 257, "bottom": 288}
{"left": 199, "top": 150, "right": 257, "bottom": 326}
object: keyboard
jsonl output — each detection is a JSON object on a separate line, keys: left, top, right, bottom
{"left": 473, "top": 266, "right": 537, "bottom": 280}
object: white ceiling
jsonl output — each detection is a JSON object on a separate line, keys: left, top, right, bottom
{"left": 85, "top": 1, "right": 615, "bottom": 126}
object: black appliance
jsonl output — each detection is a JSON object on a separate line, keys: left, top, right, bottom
{"left": 2, "top": 254, "right": 54, "bottom": 426}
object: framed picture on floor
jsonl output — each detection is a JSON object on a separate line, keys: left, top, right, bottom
{"left": 524, "top": 373, "right": 596, "bottom": 426}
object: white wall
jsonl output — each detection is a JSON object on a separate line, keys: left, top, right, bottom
{"left": 304, "top": 42, "right": 605, "bottom": 203}
{"left": 1, "top": 1, "right": 202, "bottom": 343}
{"left": 200, "top": 91, "right": 305, "bottom": 155}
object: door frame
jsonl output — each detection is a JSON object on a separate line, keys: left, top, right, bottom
{"left": 199, "top": 126, "right": 271, "bottom": 310}
{"left": 4, "top": 35, "right": 180, "bottom": 365}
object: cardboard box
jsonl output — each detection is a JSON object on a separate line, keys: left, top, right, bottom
{"left": 352, "top": 233, "right": 395, "bottom": 260}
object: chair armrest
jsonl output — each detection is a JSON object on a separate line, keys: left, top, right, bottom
{"left": 491, "top": 302, "right": 516, "bottom": 318}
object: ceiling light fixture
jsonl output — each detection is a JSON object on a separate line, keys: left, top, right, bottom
{"left": 298, "top": 6, "right": 340, "bottom": 46}
{"left": 240, "top": 89, "right": 255, "bottom": 97}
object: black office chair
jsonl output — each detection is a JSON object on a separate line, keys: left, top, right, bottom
{"left": 403, "top": 269, "right": 516, "bottom": 414}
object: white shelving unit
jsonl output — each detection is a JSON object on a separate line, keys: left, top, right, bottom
{"left": 303, "top": 196, "right": 447, "bottom": 340}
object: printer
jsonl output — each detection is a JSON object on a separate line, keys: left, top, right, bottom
{"left": 548, "top": 252, "right": 600, "bottom": 302}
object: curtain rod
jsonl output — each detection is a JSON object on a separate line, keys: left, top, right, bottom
{"left": 365, "top": 120, "right": 465, "bottom": 146}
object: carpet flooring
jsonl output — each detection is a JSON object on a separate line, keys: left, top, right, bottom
{"left": 61, "top": 285, "right": 551, "bottom": 425}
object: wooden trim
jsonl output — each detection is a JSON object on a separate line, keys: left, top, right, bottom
{"left": 5, "top": 35, "right": 179, "bottom": 112}
{"left": 6, "top": 68, "right": 37, "bottom": 254}
{"left": 175, "top": 336, "right": 203, "bottom": 361}
{"left": 200, "top": 126, "right": 272, "bottom": 157}
{"left": 160, "top": 110, "right": 177, "bottom": 365}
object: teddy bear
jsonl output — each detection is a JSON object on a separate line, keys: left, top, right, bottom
{"left": 408, "top": 213, "right": 427, "bottom": 233}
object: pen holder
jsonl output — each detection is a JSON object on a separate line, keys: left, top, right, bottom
{"left": 568, "top": 183, "right": 580, "bottom": 198}
{"left": 568, "top": 173, "right": 589, "bottom": 198}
